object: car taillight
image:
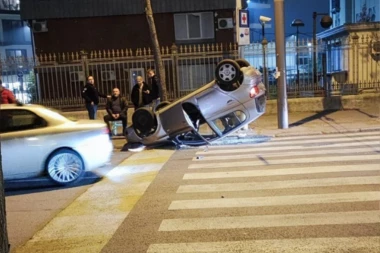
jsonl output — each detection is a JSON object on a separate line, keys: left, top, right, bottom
{"left": 249, "top": 86, "right": 260, "bottom": 98}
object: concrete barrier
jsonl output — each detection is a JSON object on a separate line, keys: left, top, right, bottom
{"left": 61, "top": 93, "right": 380, "bottom": 121}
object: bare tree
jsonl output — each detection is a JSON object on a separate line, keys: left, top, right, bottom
{"left": 0, "top": 144, "right": 10, "bottom": 253}
{"left": 144, "top": 0, "right": 168, "bottom": 101}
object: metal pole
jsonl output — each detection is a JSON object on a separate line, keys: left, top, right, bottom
{"left": 312, "top": 12, "right": 317, "bottom": 85}
{"left": 274, "top": 0, "right": 288, "bottom": 129}
{"left": 296, "top": 26, "right": 300, "bottom": 87}
{"left": 262, "top": 22, "right": 269, "bottom": 98}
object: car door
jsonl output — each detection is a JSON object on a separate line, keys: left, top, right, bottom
{"left": 0, "top": 109, "right": 48, "bottom": 180}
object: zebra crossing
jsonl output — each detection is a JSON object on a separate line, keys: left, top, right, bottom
{"left": 147, "top": 131, "right": 380, "bottom": 252}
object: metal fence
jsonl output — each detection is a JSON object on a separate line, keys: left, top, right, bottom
{"left": 1, "top": 36, "right": 379, "bottom": 110}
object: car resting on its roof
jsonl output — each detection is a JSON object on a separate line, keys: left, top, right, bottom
{"left": 126, "top": 59, "right": 266, "bottom": 148}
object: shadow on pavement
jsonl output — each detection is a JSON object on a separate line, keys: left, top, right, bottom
{"left": 4, "top": 172, "right": 101, "bottom": 196}
{"left": 289, "top": 109, "right": 339, "bottom": 127}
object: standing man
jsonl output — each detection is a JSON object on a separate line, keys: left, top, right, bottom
{"left": 103, "top": 87, "right": 128, "bottom": 136}
{"left": 0, "top": 80, "right": 16, "bottom": 104}
{"left": 131, "top": 76, "right": 152, "bottom": 110}
{"left": 81, "top": 75, "right": 108, "bottom": 119}
{"left": 147, "top": 68, "right": 162, "bottom": 110}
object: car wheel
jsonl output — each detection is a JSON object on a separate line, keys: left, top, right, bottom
{"left": 155, "top": 101, "right": 170, "bottom": 111}
{"left": 132, "top": 108, "right": 156, "bottom": 138}
{"left": 215, "top": 59, "right": 241, "bottom": 91}
{"left": 46, "top": 149, "right": 85, "bottom": 185}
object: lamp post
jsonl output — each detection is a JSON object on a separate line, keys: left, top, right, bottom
{"left": 260, "top": 17, "right": 270, "bottom": 98}
{"left": 312, "top": 12, "right": 332, "bottom": 85}
{"left": 291, "top": 19, "right": 304, "bottom": 87}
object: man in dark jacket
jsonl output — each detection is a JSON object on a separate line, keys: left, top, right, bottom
{"left": 147, "top": 69, "right": 162, "bottom": 110}
{"left": 103, "top": 87, "right": 128, "bottom": 136}
{"left": 131, "top": 76, "right": 152, "bottom": 110}
{"left": 81, "top": 75, "right": 108, "bottom": 119}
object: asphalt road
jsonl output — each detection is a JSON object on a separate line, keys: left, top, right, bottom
{"left": 7, "top": 131, "right": 380, "bottom": 252}
{"left": 5, "top": 139, "right": 131, "bottom": 252}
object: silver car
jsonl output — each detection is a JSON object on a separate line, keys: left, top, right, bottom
{"left": 126, "top": 59, "right": 266, "bottom": 147}
{"left": 0, "top": 104, "right": 113, "bottom": 185}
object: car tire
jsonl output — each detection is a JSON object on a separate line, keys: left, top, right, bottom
{"left": 46, "top": 149, "right": 85, "bottom": 185}
{"left": 132, "top": 108, "right": 156, "bottom": 138}
{"left": 215, "top": 59, "right": 242, "bottom": 91}
{"left": 155, "top": 101, "right": 171, "bottom": 111}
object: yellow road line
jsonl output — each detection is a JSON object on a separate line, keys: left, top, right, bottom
{"left": 15, "top": 149, "right": 175, "bottom": 253}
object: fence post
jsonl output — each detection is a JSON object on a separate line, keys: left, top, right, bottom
{"left": 171, "top": 43, "right": 180, "bottom": 99}
{"left": 322, "top": 53, "right": 329, "bottom": 97}
{"left": 80, "top": 50, "right": 89, "bottom": 79}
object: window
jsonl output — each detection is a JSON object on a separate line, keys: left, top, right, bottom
{"left": 2, "top": 19, "right": 31, "bottom": 44}
{"left": 5, "top": 49, "right": 27, "bottom": 58}
{"left": 174, "top": 12, "right": 214, "bottom": 41}
{"left": 0, "top": 0, "right": 20, "bottom": 11}
{"left": 0, "top": 109, "right": 47, "bottom": 133}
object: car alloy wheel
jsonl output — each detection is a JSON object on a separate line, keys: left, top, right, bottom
{"left": 215, "top": 59, "right": 242, "bottom": 91}
{"left": 46, "top": 149, "right": 85, "bottom": 185}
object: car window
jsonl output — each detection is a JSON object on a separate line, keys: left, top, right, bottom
{"left": 212, "top": 111, "right": 247, "bottom": 135}
{"left": 0, "top": 109, "right": 47, "bottom": 133}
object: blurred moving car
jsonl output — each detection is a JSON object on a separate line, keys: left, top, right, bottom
{"left": 126, "top": 59, "right": 266, "bottom": 147}
{"left": 0, "top": 104, "right": 113, "bottom": 185}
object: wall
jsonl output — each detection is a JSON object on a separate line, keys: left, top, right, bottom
{"left": 33, "top": 10, "right": 235, "bottom": 54}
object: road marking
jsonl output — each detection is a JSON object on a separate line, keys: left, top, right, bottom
{"left": 183, "top": 163, "right": 380, "bottom": 180}
{"left": 193, "top": 146, "right": 380, "bottom": 161}
{"left": 188, "top": 154, "right": 380, "bottom": 169}
{"left": 168, "top": 191, "right": 380, "bottom": 210}
{"left": 159, "top": 210, "right": 380, "bottom": 231}
{"left": 147, "top": 236, "right": 380, "bottom": 252}
{"left": 197, "top": 138, "right": 380, "bottom": 155}
{"left": 15, "top": 149, "right": 175, "bottom": 253}
{"left": 177, "top": 175, "right": 380, "bottom": 193}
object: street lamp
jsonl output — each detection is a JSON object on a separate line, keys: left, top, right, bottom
{"left": 260, "top": 15, "right": 271, "bottom": 97}
{"left": 291, "top": 18, "right": 304, "bottom": 86}
{"left": 312, "top": 12, "right": 332, "bottom": 85}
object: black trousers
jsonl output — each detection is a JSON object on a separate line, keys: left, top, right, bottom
{"left": 103, "top": 114, "right": 127, "bottom": 135}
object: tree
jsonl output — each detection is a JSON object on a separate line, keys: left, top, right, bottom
{"left": 145, "top": 0, "right": 168, "bottom": 101}
{"left": 0, "top": 143, "right": 10, "bottom": 253}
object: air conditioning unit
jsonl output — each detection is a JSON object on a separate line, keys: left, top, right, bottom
{"left": 32, "top": 20, "right": 48, "bottom": 33}
{"left": 101, "top": 70, "right": 116, "bottom": 81}
{"left": 218, "top": 18, "right": 234, "bottom": 29}
{"left": 69, "top": 71, "right": 85, "bottom": 82}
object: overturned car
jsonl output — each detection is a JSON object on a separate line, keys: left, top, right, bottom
{"left": 126, "top": 59, "right": 266, "bottom": 147}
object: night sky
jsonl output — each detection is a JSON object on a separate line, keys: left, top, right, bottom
{"left": 247, "top": 0, "right": 330, "bottom": 42}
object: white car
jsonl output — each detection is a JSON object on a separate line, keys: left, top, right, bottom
{"left": 0, "top": 104, "right": 113, "bottom": 185}
{"left": 127, "top": 59, "right": 266, "bottom": 147}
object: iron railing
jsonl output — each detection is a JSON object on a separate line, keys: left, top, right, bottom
{"left": 1, "top": 35, "right": 379, "bottom": 110}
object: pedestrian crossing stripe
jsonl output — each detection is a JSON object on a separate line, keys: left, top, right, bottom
{"left": 193, "top": 146, "right": 380, "bottom": 161}
{"left": 159, "top": 210, "right": 380, "bottom": 231}
{"left": 189, "top": 154, "right": 380, "bottom": 169}
{"left": 196, "top": 135, "right": 380, "bottom": 155}
{"left": 147, "top": 236, "right": 380, "bottom": 252}
{"left": 177, "top": 176, "right": 380, "bottom": 193}
{"left": 183, "top": 163, "right": 380, "bottom": 179}
{"left": 168, "top": 191, "right": 380, "bottom": 210}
